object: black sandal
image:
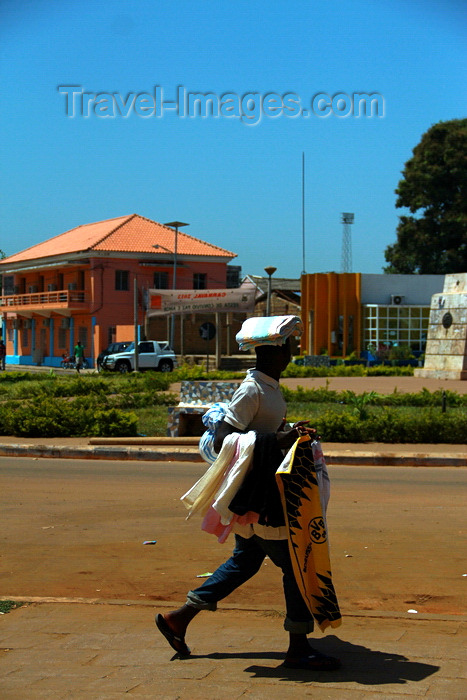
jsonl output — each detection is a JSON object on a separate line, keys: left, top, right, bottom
{"left": 155, "top": 614, "right": 191, "bottom": 656}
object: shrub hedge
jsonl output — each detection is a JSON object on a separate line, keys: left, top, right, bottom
{"left": 0, "top": 368, "right": 465, "bottom": 441}
{"left": 310, "top": 407, "right": 467, "bottom": 444}
{"left": 0, "top": 397, "right": 138, "bottom": 437}
{"left": 281, "top": 385, "right": 467, "bottom": 408}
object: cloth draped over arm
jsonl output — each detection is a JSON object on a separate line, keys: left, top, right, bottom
{"left": 181, "top": 431, "right": 256, "bottom": 519}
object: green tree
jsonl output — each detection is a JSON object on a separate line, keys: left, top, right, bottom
{"left": 384, "top": 118, "right": 467, "bottom": 274}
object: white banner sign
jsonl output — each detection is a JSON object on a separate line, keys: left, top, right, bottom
{"left": 147, "top": 286, "right": 257, "bottom": 316}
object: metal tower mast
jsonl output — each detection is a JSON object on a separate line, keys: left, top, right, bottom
{"left": 341, "top": 212, "right": 354, "bottom": 273}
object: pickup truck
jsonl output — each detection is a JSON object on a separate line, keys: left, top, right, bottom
{"left": 101, "top": 340, "right": 177, "bottom": 373}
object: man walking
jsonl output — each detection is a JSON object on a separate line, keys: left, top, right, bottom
{"left": 155, "top": 316, "right": 340, "bottom": 671}
{"left": 74, "top": 340, "right": 84, "bottom": 373}
{"left": 0, "top": 340, "right": 6, "bottom": 371}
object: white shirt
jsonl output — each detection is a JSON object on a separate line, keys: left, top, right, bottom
{"left": 223, "top": 368, "right": 288, "bottom": 540}
{"left": 224, "top": 369, "right": 286, "bottom": 434}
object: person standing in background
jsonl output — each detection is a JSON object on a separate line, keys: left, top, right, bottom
{"left": 74, "top": 340, "right": 84, "bottom": 373}
{"left": 0, "top": 340, "right": 6, "bottom": 371}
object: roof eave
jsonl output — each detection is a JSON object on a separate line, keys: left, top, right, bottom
{"left": 0, "top": 249, "right": 236, "bottom": 273}
{"left": 0, "top": 251, "right": 94, "bottom": 274}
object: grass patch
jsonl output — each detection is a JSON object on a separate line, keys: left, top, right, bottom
{"left": 0, "top": 600, "right": 24, "bottom": 614}
{"left": 130, "top": 406, "right": 170, "bottom": 436}
{"left": 0, "top": 369, "right": 465, "bottom": 442}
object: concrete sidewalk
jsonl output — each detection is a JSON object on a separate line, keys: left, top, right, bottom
{"left": 0, "top": 436, "right": 465, "bottom": 466}
{"left": 1, "top": 599, "right": 465, "bottom": 699}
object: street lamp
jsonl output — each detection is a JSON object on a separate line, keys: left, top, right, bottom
{"left": 164, "top": 221, "right": 189, "bottom": 349}
{"left": 264, "top": 266, "right": 277, "bottom": 316}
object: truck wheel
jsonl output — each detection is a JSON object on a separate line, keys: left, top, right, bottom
{"left": 116, "top": 360, "right": 131, "bottom": 373}
{"left": 158, "top": 359, "right": 173, "bottom": 372}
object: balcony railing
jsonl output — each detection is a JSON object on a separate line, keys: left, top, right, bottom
{"left": 0, "top": 290, "right": 89, "bottom": 309}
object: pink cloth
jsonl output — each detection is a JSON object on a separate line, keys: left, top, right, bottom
{"left": 201, "top": 508, "right": 259, "bottom": 543}
{"left": 200, "top": 439, "right": 259, "bottom": 542}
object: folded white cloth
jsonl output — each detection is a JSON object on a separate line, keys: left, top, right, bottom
{"left": 211, "top": 431, "right": 256, "bottom": 524}
{"left": 236, "top": 315, "right": 303, "bottom": 352}
{"left": 181, "top": 432, "right": 256, "bottom": 520}
{"left": 181, "top": 433, "right": 240, "bottom": 519}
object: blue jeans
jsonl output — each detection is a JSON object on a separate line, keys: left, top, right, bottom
{"left": 187, "top": 534, "right": 314, "bottom": 634}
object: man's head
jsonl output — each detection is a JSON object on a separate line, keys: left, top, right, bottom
{"left": 255, "top": 338, "right": 291, "bottom": 379}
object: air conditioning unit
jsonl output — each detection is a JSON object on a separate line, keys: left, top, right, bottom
{"left": 391, "top": 294, "right": 405, "bottom": 305}
{"left": 68, "top": 283, "right": 77, "bottom": 290}
{"left": 23, "top": 319, "right": 32, "bottom": 329}
{"left": 47, "top": 284, "right": 57, "bottom": 291}
{"left": 43, "top": 318, "right": 51, "bottom": 327}
{"left": 28, "top": 285, "right": 38, "bottom": 293}
{"left": 61, "top": 318, "right": 70, "bottom": 329}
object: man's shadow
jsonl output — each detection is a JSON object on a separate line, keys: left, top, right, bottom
{"left": 191, "top": 636, "right": 439, "bottom": 686}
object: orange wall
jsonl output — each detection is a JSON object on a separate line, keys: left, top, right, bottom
{"left": 300, "top": 272, "right": 361, "bottom": 356}
{"left": 91, "top": 259, "right": 228, "bottom": 353}
{"left": 3, "top": 257, "right": 230, "bottom": 363}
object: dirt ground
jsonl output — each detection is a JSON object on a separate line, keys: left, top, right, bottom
{"left": 169, "top": 374, "right": 467, "bottom": 396}
{"left": 1, "top": 375, "right": 465, "bottom": 620}
{"left": 280, "top": 375, "right": 467, "bottom": 394}
{"left": 1, "top": 458, "right": 465, "bottom": 618}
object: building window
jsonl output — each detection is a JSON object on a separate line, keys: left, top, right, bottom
{"left": 153, "top": 271, "right": 169, "bottom": 289}
{"left": 108, "top": 326, "right": 116, "bottom": 345}
{"left": 362, "top": 305, "right": 430, "bottom": 353}
{"left": 115, "top": 270, "right": 129, "bottom": 291}
{"left": 226, "top": 265, "right": 241, "bottom": 288}
{"left": 2, "top": 275, "right": 14, "bottom": 295}
{"left": 193, "top": 273, "right": 207, "bottom": 290}
{"left": 58, "top": 329, "right": 67, "bottom": 349}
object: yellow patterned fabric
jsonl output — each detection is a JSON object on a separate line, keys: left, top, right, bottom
{"left": 276, "top": 435, "right": 342, "bottom": 632}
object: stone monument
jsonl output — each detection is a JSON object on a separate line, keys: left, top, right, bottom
{"left": 415, "top": 273, "right": 467, "bottom": 380}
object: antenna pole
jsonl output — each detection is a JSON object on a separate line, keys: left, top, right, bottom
{"left": 302, "top": 152, "right": 306, "bottom": 275}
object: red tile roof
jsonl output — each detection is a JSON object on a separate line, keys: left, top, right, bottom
{"left": 2, "top": 214, "right": 236, "bottom": 263}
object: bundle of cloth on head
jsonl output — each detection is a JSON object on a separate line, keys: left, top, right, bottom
{"left": 235, "top": 315, "right": 303, "bottom": 352}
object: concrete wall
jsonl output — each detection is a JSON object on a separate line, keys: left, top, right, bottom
{"left": 360, "top": 274, "right": 444, "bottom": 305}
{"left": 415, "top": 272, "right": 467, "bottom": 380}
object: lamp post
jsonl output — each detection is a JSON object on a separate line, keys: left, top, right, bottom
{"left": 264, "top": 266, "right": 277, "bottom": 316}
{"left": 164, "top": 221, "right": 189, "bottom": 349}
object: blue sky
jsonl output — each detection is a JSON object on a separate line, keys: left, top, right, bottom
{"left": 1, "top": 0, "right": 465, "bottom": 279}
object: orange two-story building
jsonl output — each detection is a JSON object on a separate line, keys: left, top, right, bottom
{"left": 0, "top": 214, "right": 236, "bottom": 367}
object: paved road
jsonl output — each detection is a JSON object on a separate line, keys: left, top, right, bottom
{"left": 2, "top": 457, "right": 465, "bottom": 616}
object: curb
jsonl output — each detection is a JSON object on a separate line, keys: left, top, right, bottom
{"left": 0, "top": 444, "right": 204, "bottom": 462}
{"left": 0, "top": 443, "right": 466, "bottom": 466}
{"left": 2, "top": 596, "right": 466, "bottom": 622}
{"left": 325, "top": 452, "right": 467, "bottom": 467}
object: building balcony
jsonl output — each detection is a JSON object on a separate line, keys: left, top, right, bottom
{"left": 0, "top": 290, "right": 91, "bottom": 316}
